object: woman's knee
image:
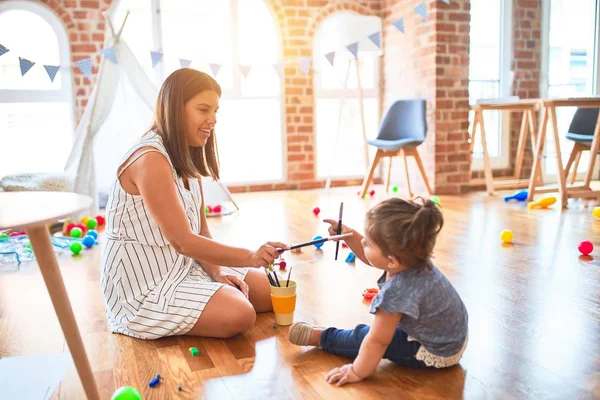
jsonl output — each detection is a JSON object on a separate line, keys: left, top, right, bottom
{"left": 210, "top": 286, "right": 256, "bottom": 337}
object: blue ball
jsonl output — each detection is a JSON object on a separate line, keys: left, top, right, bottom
{"left": 82, "top": 235, "right": 95, "bottom": 249}
{"left": 313, "top": 235, "right": 324, "bottom": 249}
{"left": 86, "top": 230, "right": 98, "bottom": 240}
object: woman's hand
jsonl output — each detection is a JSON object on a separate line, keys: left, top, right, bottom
{"left": 213, "top": 270, "right": 249, "bottom": 298}
{"left": 322, "top": 219, "right": 353, "bottom": 239}
{"left": 247, "top": 242, "right": 289, "bottom": 267}
{"left": 325, "top": 364, "right": 363, "bottom": 387}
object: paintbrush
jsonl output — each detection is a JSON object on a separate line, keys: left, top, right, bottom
{"left": 277, "top": 232, "right": 353, "bottom": 253}
{"left": 334, "top": 202, "right": 343, "bottom": 260}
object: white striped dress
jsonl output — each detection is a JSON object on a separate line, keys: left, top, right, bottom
{"left": 100, "top": 131, "right": 248, "bottom": 339}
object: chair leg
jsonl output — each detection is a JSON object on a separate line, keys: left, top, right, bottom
{"left": 571, "top": 150, "right": 583, "bottom": 185}
{"left": 384, "top": 157, "right": 393, "bottom": 193}
{"left": 360, "top": 150, "right": 382, "bottom": 198}
{"left": 401, "top": 149, "right": 413, "bottom": 198}
{"left": 410, "top": 148, "right": 433, "bottom": 196}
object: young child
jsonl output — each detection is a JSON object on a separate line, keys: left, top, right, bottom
{"left": 288, "top": 197, "right": 468, "bottom": 386}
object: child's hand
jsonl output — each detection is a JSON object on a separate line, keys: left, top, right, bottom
{"left": 322, "top": 219, "right": 352, "bottom": 239}
{"left": 325, "top": 364, "right": 363, "bottom": 387}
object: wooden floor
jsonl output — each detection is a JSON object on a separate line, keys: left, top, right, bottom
{"left": 2, "top": 186, "right": 600, "bottom": 399}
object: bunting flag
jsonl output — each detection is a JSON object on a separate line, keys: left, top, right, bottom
{"left": 368, "top": 32, "right": 381, "bottom": 48}
{"left": 150, "top": 51, "right": 163, "bottom": 67}
{"left": 346, "top": 42, "right": 359, "bottom": 59}
{"left": 0, "top": 44, "right": 8, "bottom": 57}
{"left": 415, "top": 2, "right": 428, "bottom": 20}
{"left": 325, "top": 51, "right": 335, "bottom": 67}
{"left": 239, "top": 65, "right": 251, "bottom": 78}
{"left": 179, "top": 58, "right": 192, "bottom": 68}
{"left": 209, "top": 63, "right": 221, "bottom": 77}
{"left": 392, "top": 18, "right": 405, "bottom": 33}
{"left": 43, "top": 65, "right": 60, "bottom": 82}
{"left": 18, "top": 57, "right": 35, "bottom": 76}
{"left": 75, "top": 57, "right": 93, "bottom": 79}
{"left": 297, "top": 57, "right": 311, "bottom": 75}
{"left": 101, "top": 46, "right": 117, "bottom": 64}
{"left": 272, "top": 62, "right": 284, "bottom": 79}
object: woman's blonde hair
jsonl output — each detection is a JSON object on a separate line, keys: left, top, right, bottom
{"left": 365, "top": 197, "right": 444, "bottom": 269}
{"left": 148, "top": 68, "right": 221, "bottom": 180}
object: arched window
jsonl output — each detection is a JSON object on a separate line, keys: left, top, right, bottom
{"left": 112, "top": 0, "right": 284, "bottom": 184}
{"left": 313, "top": 12, "right": 382, "bottom": 180}
{"left": 0, "top": 1, "right": 75, "bottom": 178}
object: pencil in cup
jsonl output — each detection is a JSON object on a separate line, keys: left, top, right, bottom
{"left": 270, "top": 280, "right": 297, "bottom": 326}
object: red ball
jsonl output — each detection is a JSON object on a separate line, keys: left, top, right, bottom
{"left": 313, "top": 207, "right": 320, "bottom": 216}
{"left": 369, "top": 189, "right": 375, "bottom": 197}
{"left": 578, "top": 240, "right": 594, "bottom": 256}
{"left": 213, "top": 205, "right": 222, "bottom": 213}
{"left": 207, "top": 205, "right": 213, "bottom": 213}
{"left": 279, "top": 260, "right": 287, "bottom": 270}
{"left": 342, "top": 243, "right": 348, "bottom": 248}
{"left": 66, "top": 223, "right": 76, "bottom": 233}
{"left": 9, "top": 231, "right": 20, "bottom": 237}
{"left": 95, "top": 215, "right": 105, "bottom": 226}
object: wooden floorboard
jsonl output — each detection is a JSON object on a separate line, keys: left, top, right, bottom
{"left": 1, "top": 186, "right": 600, "bottom": 399}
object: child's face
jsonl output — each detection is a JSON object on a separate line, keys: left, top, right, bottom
{"left": 361, "top": 233, "right": 391, "bottom": 271}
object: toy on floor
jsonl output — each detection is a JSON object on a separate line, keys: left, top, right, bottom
{"left": 392, "top": 186, "right": 399, "bottom": 193}
{"left": 500, "top": 229, "right": 513, "bottom": 244}
{"left": 312, "top": 206, "right": 320, "bottom": 216}
{"left": 504, "top": 189, "right": 528, "bottom": 202}
{"left": 593, "top": 207, "right": 600, "bottom": 220}
{"left": 369, "top": 189, "right": 375, "bottom": 197}
{"left": 345, "top": 252, "right": 356, "bottom": 263}
{"left": 528, "top": 196, "right": 556, "bottom": 209}
{"left": 189, "top": 346, "right": 199, "bottom": 356}
{"left": 148, "top": 374, "right": 160, "bottom": 387}
{"left": 111, "top": 386, "right": 142, "bottom": 400}
{"left": 578, "top": 240, "right": 593, "bottom": 256}
{"left": 362, "top": 288, "right": 379, "bottom": 302}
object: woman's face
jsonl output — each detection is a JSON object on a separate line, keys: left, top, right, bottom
{"left": 184, "top": 90, "right": 220, "bottom": 147}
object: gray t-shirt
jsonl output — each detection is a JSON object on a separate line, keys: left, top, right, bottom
{"left": 369, "top": 263, "right": 468, "bottom": 357}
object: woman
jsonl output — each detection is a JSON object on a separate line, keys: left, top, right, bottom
{"left": 101, "top": 68, "right": 288, "bottom": 340}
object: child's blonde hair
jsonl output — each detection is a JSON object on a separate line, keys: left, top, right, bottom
{"left": 365, "top": 197, "right": 443, "bottom": 269}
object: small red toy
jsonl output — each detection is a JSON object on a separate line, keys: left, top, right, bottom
{"left": 278, "top": 260, "right": 287, "bottom": 270}
{"left": 207, "top": 205, "right": 213, "bottom": 213}
{"left": 578, "top": 240, "right": 594, "bottom": 256}
{"left": 362, "top": 288, "right": 379, "bottom": 302}
{"left": 96, "top": 215, "right": 105, "bottom": 226}
{"left": 342, "top": 243, "right": 348, "bottom": 248}
{"left": 212, "top": 205, "right": 222, "bottom": 213}
{"left": 312, "top": 207, "right": 320, "bottom": 216}
{"left": 369, "top": 189, "right": 375, "bottom": 197}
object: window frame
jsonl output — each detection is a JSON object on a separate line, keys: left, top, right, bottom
{"left": 469, "top": 0, "right": 513, "bottom": 171}
{"left": 0, "top": 0, "right": 75, "bottom": 128}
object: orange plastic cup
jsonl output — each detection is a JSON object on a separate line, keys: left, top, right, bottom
{"left": 270, "top": 280, "right": 297, "bottom": 326}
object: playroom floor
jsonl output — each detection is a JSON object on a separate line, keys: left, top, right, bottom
{"left": 1, "top": 186, "right": 600, "bottom": 399}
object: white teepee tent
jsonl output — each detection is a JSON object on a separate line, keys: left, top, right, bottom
{"left": 64, "top": 12, "right": 238, "bottom": 218}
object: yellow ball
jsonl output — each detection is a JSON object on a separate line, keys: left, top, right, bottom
{"left": 500, "top": 229, "right": 513, "bottom": 243}
{"left": 593, "top": 207, "right": 600, "bottom": 220}
{"left": 82, "top": 216, "right": 90, "bottom": 224}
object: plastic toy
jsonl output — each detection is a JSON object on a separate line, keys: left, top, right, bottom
{"left": 86, "top": 217, "right": 98, "bottom": 229}
{"left": 528, "top": 196, "right": 556, "bottom": 209}
{"left": 212, "top": 205, "right": 222, "bottom": 213}
{"left": 111, "top": 386, "right": 142, "bottom": 400}
{"left": 86, "top": 230, "right": 99, "bottom": 240}
{"left": 342, "top": 243, "right": 348, "bottom": 248}
{"left": 392, "top": 186, "right": 398, "bottom": 193}
{"left": 504, "top": 189, "right": 528, "bottom": 202}
{"left": 345, "top": 252, "right": 356, "bottom": 263}
{"left": 82, "top": 236, "right": 95, "bottom": 249}
{"left": 430, "top": 195, "right": 441, "bottom": 206}
{"left": 369, "top": 189, "right": 375, "bottom": 197}
{"left": 593, "top": 207, "right": 600, "bottom": 220}
{"left": 70, "top": 241, "right": 83, "bottom": 255}
{"left": 312, "top": 235, "right": 324, "bottom": 249}
{"left": 500, "top": 229, "right": 513, "bottom": 243}
{"left": 70, "top": 227, "right": 83, "bottom": 238}
{"left": 178, "top": 385, "right": 183, "bottom": 391}
{"left": 274, "top": 260, "right": 287, "bottom": 270}
{"left": 189, "top": 346, "right": 199, "bottom": 356}
{"left": 312, "top": 206, "right": 320, "bottom": 216}
{"left": 148, "top": 376, "right": 160, "bottom": 388}
{"left": 96, "top": 215, "right": 106, "bottom": 226}
{"left": 578, "top": 240, "right": 593, "bottom": 256}
{"left": 362, "top": 288, "right": 379, "bottom": 302}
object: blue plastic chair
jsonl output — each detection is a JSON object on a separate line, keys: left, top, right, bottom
{"left": 563, "top": 107, "right": 600, "bottom": 184}
{"left": 359, "top": 99, "right": 432, "bottom": 198}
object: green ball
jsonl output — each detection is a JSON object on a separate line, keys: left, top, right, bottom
{"left": 204, "top": 206, "right": 209, "bottom": 214}
{"left": 392, "top": 186, "right": 398, "bottom": 193}
{"left": 70, "top": 241, "right": 83, "bottom": 255}
{"left": 86, "top": 218, "right": 98, "bottom": 229}
{"left": 0, "top": 233, "right": 8, "bottom": 241}
{"left": 70, "top": 227, "right": 83, "bottom": 238}
{"left": 111, "top": 386, "right": 142, "bottom": 400}
{"left": 430, "top": 195, "right": 441, "bottom": 206}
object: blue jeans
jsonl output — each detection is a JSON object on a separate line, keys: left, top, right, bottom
{"left": 320, "top": 324, "right": 430, "bottom": 368}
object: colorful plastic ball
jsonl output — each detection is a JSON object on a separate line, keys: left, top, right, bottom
{"left": 369, "top": 189, "right": 375, "bottom": 197}
{"left": 96, "top": 215, "right": 106, "bottom": 226}
{"left": 430, "top": 195, "right": 441, "bottom": 206}
{"left": 86, "top": 230, "right": 98, "bottom": 240}
{"left": 213, "top": 205, "right": 222, "bottom": 213}
{"left": 593, "top": 207, "right": 600, "bottom": 220}
{"left": 578, "top": 240, "right": 593, "bottom": 256}
{"left": 313, "top": 235, "right": 324, "bottom": 249}
{"left": 9, "top": 232, "right": 20, "bottom": 237}
{"left": 392, "top": 186, "right": 398, "bottom": 193}
{"left": 342, "top": 242, "right": 348, "bottom": 248}
{"left": 500, "top": 229, "right": 513, "bottom": 243}
{"left": 82, "top": 236, "right": 95, "bottom": 249}
{"left": 86, "top": 218, "right": 98, "bottom": 229}
{"left": 279, "top": 260, "right": 287, "bottom": 270}
{"left": 74, "top": 223, "right": 86, "bottom": 233}
{"left": 0, "top": 234, "right": 8, "bottom": 242}
{"left": 204, "top": 206, "right": 209, "bottom": 214}
{"left": 66, "top": 223, "right": 76, "bottom": 234}
{"left": 111, "top": 386, "right": 142, "bottom": 400}
{"left": 70, "top": 241, "right": 83, "bottom": 255}
{"left": 81, "top": 217, "right": 90, "bottom": 225}
{"left": 70, "top": 227, "right": 83, "bottom": 238}
{"left": 207, "top": 205, "right": 213, "bottom": 213}
{"left": 312, "top": 207, "right": 320, "bottom": 216}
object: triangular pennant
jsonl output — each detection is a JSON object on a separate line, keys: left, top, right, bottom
{"left": 239, "top": 65, "right": 251, "bottom": 78}
{"left": 392, "top": 18, "right": 405, "bottom": 33}
{"left": 179, "top": 58, "right": 192, "bottom": 68}
{"left": 44, "top": 65, "right": 60, "bottom": 82}
{"left": 101, "top": 46, "right": 117, "bottom": 64}
{"left": 18, "top": 57, "right": 35, "bottom": 76}
{"left": 75, "top": 57, "right": 93, "bottom": 79}
{"left": 324, "top": 51, "right": 335, "bottom": 67}
{"left": 272, "top": 62, "right": 284, "bottom": 79}
{"left": 415, "top": 2, "right": 428, "bottom": 20}
{"left": 346, "top": 42, "right": 359, "bottom": 59}
{"left": 368, "top": 32, "right": 381, "bottom": 48}
{"left": 150, "top": 51, "right": 163, "bottom": 67}
{"left": 0, "top": 44, "right": 9, "bottom": 57}
{"left": 209, "top": 63, "right": 221, "bottom": 77}
{"left": 297, "top": 57, "right": 311, "bottom": 75}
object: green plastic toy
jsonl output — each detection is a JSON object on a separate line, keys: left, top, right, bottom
{"left": 111, "top": 386, "right": 142, "bottom": 400}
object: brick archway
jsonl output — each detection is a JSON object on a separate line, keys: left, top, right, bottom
{"left": 306, "top": 1, "right": 379, "bottom": 38}
{"left": 39, "top": 0, "right": 76, "bottom": 29}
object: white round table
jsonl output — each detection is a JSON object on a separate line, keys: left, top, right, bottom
{"left": 0, "top": 192, "right": 100, "bottom": 400}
